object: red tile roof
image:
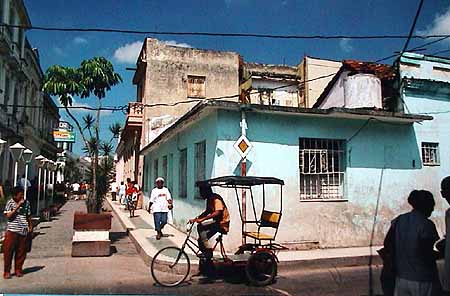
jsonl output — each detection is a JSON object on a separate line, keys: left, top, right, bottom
{"left": 342, "top": 60, "right": 396, "bottom": 80}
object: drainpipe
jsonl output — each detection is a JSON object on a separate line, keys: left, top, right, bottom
{"left": 240, "top": 109, "right": 247, "bottom": 245}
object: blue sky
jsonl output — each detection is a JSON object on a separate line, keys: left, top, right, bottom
{"left": 23, "top": 0, "right": 450, "bottom": 155}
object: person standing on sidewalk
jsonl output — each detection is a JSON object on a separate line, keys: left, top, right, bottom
{"left": 390, "top": 190, "right": 441, "bottom": 296}
{"left": 439, "top": 176, "right": 450, "bottom": 295}
{"left": 3, "top": 187, "right": 32, "bottom": 279}
{"left": 149, "top": 177, "right": 173, "bottom": 240}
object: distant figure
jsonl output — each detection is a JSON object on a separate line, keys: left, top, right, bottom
{"left": 440, "top": 176, "right": 450, "bottom": 294}
{"left": 149, "top": 177, "right": 173, "bottom": 240}
{"left": 118, "top": 181, "right": 126, "bottom": 205}
{"left": 110, "top": 181, "right": 117, "bottom": 201}
{"left": 387, "top": 190, "right": 441, "bottom": 296}
{"left": 18, "top": 175, "right": 30, "bottom": 191}
{"left": 71, "top": 182, "right": 80, "bottom": 199}
{"left": 3, "top": 187, "right": 32, "bottom": 279}
{"left": 125, "top": 178, "right": 138, "bottom": 217}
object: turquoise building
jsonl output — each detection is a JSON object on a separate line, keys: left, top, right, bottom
{"left": 140, "top": 54, "right": 450, "bottom": 250}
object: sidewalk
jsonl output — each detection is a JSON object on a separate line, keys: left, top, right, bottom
{"left": 106, "top": 197, "right": 383, "bottom": 270}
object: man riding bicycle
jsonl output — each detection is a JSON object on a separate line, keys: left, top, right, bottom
{"left": 189, "top": 184, "right": 230, "bottom": 276}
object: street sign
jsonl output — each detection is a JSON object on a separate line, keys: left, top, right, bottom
{"left": 53, "top": 130, "right": 76, "bottom": 142}
{"left": 233, "top": 135, "right": 253, "bottom": 158}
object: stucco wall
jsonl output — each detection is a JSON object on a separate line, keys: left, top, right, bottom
{"left": 141, "top": 110, "right": 219, "bottom": 230}
{"left": 213, "top": 109, "right": 448, "bottom": 249}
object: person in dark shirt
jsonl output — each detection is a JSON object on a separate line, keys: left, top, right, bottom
{"left": 389, "top": 190, "right": 441, "bottom": 296}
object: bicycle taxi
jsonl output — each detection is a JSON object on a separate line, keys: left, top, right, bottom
{"left": 151, "top": 175, "right": 286, "bottom": 287}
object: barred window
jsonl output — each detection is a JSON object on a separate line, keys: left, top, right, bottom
{"left": 299, "top": 138, "right": 345, "bottom": 200}
{"left": 187, "top": 75, "right": 206, "bottom": 98}
{"left": 421, "top": 142, "right": 440, "bottom": 166}
{"left": 195, "top": 141, "right": 206, "bottom": 198}
{"left": 179, "top": 149, "right": 187, "bottom": 198}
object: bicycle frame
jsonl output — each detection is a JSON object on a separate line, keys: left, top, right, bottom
{"left": 177, "top": 222, "right": 228, "bottom": 263}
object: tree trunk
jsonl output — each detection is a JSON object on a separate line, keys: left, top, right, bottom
{"left": 91, "top": 98, "right": 102, "bottom": 213}
{"left": 62, "top": 104, "right": 96, "bottom": 213}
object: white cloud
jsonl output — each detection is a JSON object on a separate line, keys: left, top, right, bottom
{"left": 53, "top": 46, "right": 66, "bottom": 56}
{"left": 162, "top": 40, "right": 192, "bottom": 48}
{"left": 73, "top": 36, "right": 88, "bottom": 45}
{"left": 418, "top": 6, "right": 450, "bottom": 44}
{"left": 339, "top": 38, "right": 353, "bottom": 53}
{"left": 113, "top": 41, "right": 143, "bottom": 64}
{"left": 113, "top": 40, "right": 192, "bottom": 64}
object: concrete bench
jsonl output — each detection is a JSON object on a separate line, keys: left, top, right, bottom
{"left": 71, "top": 212, "right": 112, "bottom": 257}
{"left": 72, "top": 230, "right": 110, "bottom": 257}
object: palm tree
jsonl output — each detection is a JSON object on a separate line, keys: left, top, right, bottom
{"left": 44, "top": 57, "right": 122, "bottom": 213}
{"left": 83, "top": 114, "right": 95, "bottom": 138}
{"left": 79, "top": 57, "right": 122, "bottom": 213}
{"left": 108, "top": 123, "right": 122, "bottom": 144}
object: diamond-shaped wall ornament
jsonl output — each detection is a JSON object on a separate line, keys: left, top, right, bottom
{"left": 233, "top": 135, "right": 253, "bottom": 158}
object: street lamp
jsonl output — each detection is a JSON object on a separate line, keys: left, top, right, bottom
{"left": 35, "top": 155, "right": 45, "bottom": 216}
{"left": 22, "top": 149, "right": 33, "bottom": 200}
{"left": 9, "top": 143, "right": 25, "bottom": 187}
{"left": 0, "top": 138, "right": 6, "bottom": 152}
{"left": 42, "top": 158, "right": 49, "bottom": 208}
{"left": 49, "top": 161, "right": 55, "bottom": 205}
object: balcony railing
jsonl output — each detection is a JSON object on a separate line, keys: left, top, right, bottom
{"left": 126, "top": 102, "right": 143, "bottom": 127}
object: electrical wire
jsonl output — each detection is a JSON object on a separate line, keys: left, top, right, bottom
{"left": 401, "top": 0, "right": 424, "bottom": 54}
{"left": 2, "top": 23, "right": 450, "bottom": 40}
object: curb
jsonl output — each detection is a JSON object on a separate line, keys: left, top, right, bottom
{"left": 107, "top": 198, "right": 382, "bottom": 271}
{"left": 278, "top": 254, "right": 382, "bottom": 271}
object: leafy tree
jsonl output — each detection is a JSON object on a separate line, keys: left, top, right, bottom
{"left": 43, "top": 57, "right": 122, "bottom": 213}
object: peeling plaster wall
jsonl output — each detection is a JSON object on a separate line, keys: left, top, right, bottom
{"left": 140, "top": 38, "right": 239, "bottom": 147}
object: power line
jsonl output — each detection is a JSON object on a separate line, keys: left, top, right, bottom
{"left": 2, "top": 23, "right": 450, "bottom": 40}
{"left": 401, "top": 0, "right": 425, "bottom": 54}
{"left": 430, "top": 48, "right": 450, "bottom": 56}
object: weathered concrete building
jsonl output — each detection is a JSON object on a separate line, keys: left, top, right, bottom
{"left": 245, "top": 62, "right": 301, "bottom": 107}
{"left": 0, "top": 0, "right": 59, "bottom": 183}
{"left": 298, "top": 56, "right": 342, "bottom": 107}
{"left": 139, "top": 54, "right": 450, "bottom": 250}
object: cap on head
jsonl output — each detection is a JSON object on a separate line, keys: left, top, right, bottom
{"left": 155, "top": 177, "right": 165, "bottom": 183}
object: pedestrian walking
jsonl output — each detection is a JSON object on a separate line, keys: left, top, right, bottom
{"left": 126, "top": 178, "right": 138, "bottom": 217}
{"left": 384, "top": 190, "right": 441, "bottom": 296}
{"left": 118, "top": 181, "right": 126, "bottom": 205}
{"left": 134, "top": 181, "right": 143, "bottom": 209}
{"left": 439, "top": 176, "right": 450, "bottom": 294}
{"left": 3, "top": 187, "right": 33, "bottom": 279}
{"left": 18, "top": 174, "right": 31, "bottom": 190}
{"left": 110, "top": 181, "right": 117, "bottom": 201}
{"left": 71, "top": 182, "right": 80, "bottom": 199}
{"left": 149, "top": 177, "right": 173, "bottom": 240}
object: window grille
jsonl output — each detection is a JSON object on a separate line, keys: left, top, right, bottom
{"left": 179, "top": 149, "right": 187, "bottom": 198}
{"left": 421, "top": 142, "right": 440, "bottom": 166}
{"left": 299, "top": 138, "right": 345, "bottom": 200}
{"left": 195, "top": 141, "right": 206, "bottom": 198}
{"left": 187, "top": 75, "right": 206, "bottom": 98}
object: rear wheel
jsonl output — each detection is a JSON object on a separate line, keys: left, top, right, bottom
{"left": 151, "top": 246, "right": 191, "bottom": 287}
{"left": 245, "top": 251, "right": 277, "bottom": 286}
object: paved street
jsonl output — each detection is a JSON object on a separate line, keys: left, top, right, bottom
{"left": 1, "top": 200, "right": 383, "bottom": 295}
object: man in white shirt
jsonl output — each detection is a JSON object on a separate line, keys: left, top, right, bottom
{"left": 71, "top": 182, "right": 80, "bottom": 199}
{"left": 149, "top": 177, "right": 173, "bottom": 240}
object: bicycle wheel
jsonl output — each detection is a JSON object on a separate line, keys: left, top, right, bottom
{"left": 151, "top": 246, "right": 191, "bottom": 287}
{"left": 245, "top": 251, "right": 277, "bottom": 286}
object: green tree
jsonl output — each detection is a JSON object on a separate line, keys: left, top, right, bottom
{"left": 43, "top": 57, "right": 122, "bottom": 213}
